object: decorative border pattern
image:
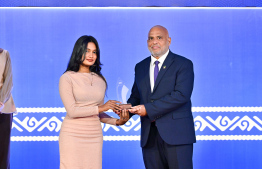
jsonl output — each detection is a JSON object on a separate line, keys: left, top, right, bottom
{"left": 10, "top": 135, "right": 262, "bottom": 141}
{"left": 11, "top": 107, "right": 262, "bottom": 141}
{"left": 192, "top": 107, "right": 262, "bottom": 112}
{"left": 16, "top": 106, "right": 262, "bottom": 113}
{"left": 11, "top": 136, "right": 59, "bottom": 141}
{"left": 196, "top": 135, "right": 262, "bottom": 140}
{"left": 10, "top": 136, "right": 141, "bottom": 141}
{"left": 16, "top": 107, "right": 66, "bottom": 113}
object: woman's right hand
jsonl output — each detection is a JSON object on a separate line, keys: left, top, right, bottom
{"left": 98, "top": 100, "right": 122, "bottom": 113}
{"left": 116, "top": 109, "right": 130, "bottom": 126}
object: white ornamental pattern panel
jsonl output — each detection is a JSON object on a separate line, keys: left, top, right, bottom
{"left": 11, "top": 107, "right": 262, "bottom": 141}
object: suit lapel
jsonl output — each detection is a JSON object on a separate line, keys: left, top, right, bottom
{"left": 153, "top": 52, "right": 175, "bottom": 92}
{"left": 143, "top": 57, "right": 151, "bottom": 92}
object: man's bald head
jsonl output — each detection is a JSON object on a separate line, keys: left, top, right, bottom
{"left": 148, "top": 25, "right": 169, "bottom": 38}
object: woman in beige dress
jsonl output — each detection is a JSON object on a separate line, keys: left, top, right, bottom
{"left": 0, "top": 48, "right": 16, "bottom": 169}
{"left": 59, "top": 35, "right": 129, "bottom": 169}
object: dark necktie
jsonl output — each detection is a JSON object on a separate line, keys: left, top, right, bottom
{"left": 154, "top": 60, "right": 160, "bottom": 83}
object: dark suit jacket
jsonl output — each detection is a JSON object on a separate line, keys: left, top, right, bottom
{"left": 127, "top": 51, "right": 196, "bottom": 147}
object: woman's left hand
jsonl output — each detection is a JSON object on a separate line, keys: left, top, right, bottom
{"left": 116, "top": 109, "right": 130, "bottom": 126}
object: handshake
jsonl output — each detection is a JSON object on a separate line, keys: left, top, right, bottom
{"left": 116, "top": 103, "right": 147, "bottom": 117}
{"left": 98, "top": 100, "right": 147, "bottom": 125}
{"left": 103, "top": 102, "right": 148, "bottom": 126}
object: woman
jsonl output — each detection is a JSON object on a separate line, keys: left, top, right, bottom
{"left": 0, "top": 48, "right": 16, "bottom": 169}
{"left": 59, "top": 35, "right": 129, "bottom": 169}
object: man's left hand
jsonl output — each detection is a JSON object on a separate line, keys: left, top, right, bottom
{"left": 129, "top": 105, "right": 147, "bottom": 116}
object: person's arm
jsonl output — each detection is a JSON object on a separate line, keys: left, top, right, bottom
{"left": 99, "top": 98, "right": 117, "bottom": 125}
{"left": 127, "top": 65, "right": 141, "bottom": 107}
{"left": 99, "top": 99, "right": 129, "bottom": 125}
{"left": 0, "top": 50, "right": 13, "bottom": 105}
{"left": 99, "top": 112, "right": 117, "bottom": 125}
{"left": 59, "top": 74, "right": 100, "bottom": 118}
{"left": 145, "top": 59, "right": 194, "bottom": 121}
{"left": 126, "top": 82, "right": 140, "bottom": 119}
{"left": 100, "top": 112, "right": 129, "bottom": 126}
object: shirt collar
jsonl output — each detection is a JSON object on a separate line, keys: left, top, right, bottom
{"left": 150, "top": 49, "right": 169, "bottom": 66}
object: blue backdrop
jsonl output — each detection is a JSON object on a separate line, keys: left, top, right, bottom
{"left": 1, "top": 0, "right": 262, "bottom": 7}
{"left": 0, "top": 7, "right": 262, "bottom": 169}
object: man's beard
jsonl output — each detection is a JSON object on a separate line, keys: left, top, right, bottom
{"left": 149, "top": 46, "right": 168, "bottom": 57}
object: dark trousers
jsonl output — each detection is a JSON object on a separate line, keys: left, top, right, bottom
{"left": 0, "top": 113, "right": 13, "bottom": 169}
{"left": 142, "top": 123, "right": 193, "bottom": 169}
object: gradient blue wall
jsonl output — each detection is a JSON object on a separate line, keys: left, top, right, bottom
{"left": 0, "top": 8, "right": 262, "bottom": 169}
{"left": 1, "top": 0, "right": 262, "bottom": 7}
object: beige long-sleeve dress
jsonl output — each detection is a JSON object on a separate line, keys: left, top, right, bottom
{"left": 0, "top": 49, "right": 16, "bottom": 113}
{"left": 59, "top": 71, "right": 117, "bottom": 169}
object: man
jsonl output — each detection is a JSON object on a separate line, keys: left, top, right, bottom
{"left": 128, "top": 25, "right": 196, "bottom": 169}
{"left": 0, "top": 48, "right": 16, "bottom": 169}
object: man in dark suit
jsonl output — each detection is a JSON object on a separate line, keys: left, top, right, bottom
{"left": 128, "top": 25, "right": 196, "bottom": 169}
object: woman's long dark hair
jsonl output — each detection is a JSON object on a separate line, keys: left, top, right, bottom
{"left": 65, "top": 35, "right": 107, "bottom": 86}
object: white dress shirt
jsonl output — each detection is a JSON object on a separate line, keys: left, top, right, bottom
{"left": 149, "top": 50, "right": 169, "bottom": 92}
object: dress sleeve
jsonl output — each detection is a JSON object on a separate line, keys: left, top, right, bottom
{"left": 59, "top": 74, "right": 99, "bottom": 118}
{"left": 98, "top": 99, "right": 117, "bottom": 125}
{"left": 0, "top": 50, "right": 13, "bottom": 104}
